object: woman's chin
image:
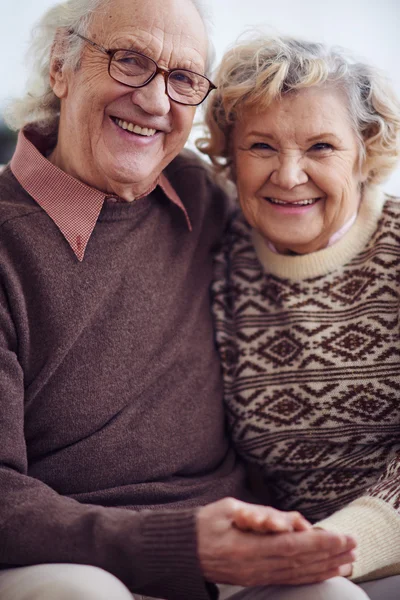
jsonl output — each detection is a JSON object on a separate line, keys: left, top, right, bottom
{"left": 267, "top": 234, "right": 327, "bottom": 255}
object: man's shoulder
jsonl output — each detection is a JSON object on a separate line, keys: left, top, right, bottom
{"left": 165, "top": 148, "right": 215, "bottom": 184}
{"left": 0, "top": 166, "right": 39, "bottom": 228}
{"left": 0, "top": 166, "right": 41, "bottom": 237}
{"left": 165, "top": 149, "right": 237, "bottom": 223}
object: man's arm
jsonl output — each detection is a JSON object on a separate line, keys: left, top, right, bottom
{"left": 0, "top": 279, "right": 213, "bottom": 600}
{"left": 0, "top": 343, "right": 355, "bottom": 600}
{"left": 0, "top": 333, "right": 355, "bottom": 599}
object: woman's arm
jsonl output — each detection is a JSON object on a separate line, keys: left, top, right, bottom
{"left": 315, "top": 451, "right": 400, "bottom": 582}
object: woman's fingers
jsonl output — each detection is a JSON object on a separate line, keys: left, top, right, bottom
{"left": 233, "top": 505, "right": 310, "bottom": 534}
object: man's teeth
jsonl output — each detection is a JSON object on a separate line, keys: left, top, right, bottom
{"left": 268, "top": 198, "right": 319, "bottom": 206}
{"left": 115, "top": 118, "right": 156, "bottom": 137}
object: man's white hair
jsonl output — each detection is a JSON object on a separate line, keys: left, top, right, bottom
{"left": 4, "top": 0, "right": 214, "bottom": 132}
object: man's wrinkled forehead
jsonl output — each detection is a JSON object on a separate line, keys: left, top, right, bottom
{"left": 91, "top": 0, "right": 208, "bottom": 71}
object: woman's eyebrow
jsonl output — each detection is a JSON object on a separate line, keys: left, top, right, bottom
{"left": 244, "top": 130, "right": 275, "bottom": 138}
{"left": 307, "top": 132, "right": 341, "bottom": 142}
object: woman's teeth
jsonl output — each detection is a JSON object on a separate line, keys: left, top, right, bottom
{"left": 267, "top": 198, "right": 319, "bottom": 206}
{"left": 114, "top": 118, "right": 156, "bottom": 137}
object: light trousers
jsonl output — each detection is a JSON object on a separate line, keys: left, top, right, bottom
{"left": 0, "top": 563, "right": 397, "bottom": 600}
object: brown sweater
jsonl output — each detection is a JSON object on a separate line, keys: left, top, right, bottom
{"left": 0, "top": 152, "right": 245, "bottom": 600}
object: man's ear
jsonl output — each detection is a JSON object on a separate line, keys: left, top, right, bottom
{"left": 49, "top": 28, "right": 70, "bottom": 99}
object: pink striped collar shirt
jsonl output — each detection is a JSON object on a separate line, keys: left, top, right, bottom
{"left": 10, "top": 128, "right": 191, "bottom": 261}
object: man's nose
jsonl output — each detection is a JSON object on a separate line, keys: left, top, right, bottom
{"left": 130, "top": 73, "right": 170, "bottom": 117}
{"left": 270, "top": 155, "right": 308, "bottom": 189}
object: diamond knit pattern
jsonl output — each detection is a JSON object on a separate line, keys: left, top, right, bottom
{"left": 212, "top": 197, "right": 400, "bottom": 523}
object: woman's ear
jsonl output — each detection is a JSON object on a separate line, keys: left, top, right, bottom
{"left": 359, "top": 157, "right": 371, "bottom": 183}
{"left": 49, "top": 29, "right": 70, "bottom": 99}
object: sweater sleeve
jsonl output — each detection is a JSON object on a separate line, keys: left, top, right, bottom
{"left": 0, "top": 283, "right": 215, "bottom": 600}
{"left": 315, "top": 452, "right": 400, "bottom": 582}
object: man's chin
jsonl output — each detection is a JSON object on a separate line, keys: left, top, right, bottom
{"left": 100, "top": 164, "right": 160, "bottom": 200}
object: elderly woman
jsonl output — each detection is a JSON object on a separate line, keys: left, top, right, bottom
{"left": 198, "top": 36, "right": 400, "bottom": 600}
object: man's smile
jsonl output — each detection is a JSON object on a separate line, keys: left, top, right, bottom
{"left": 111, "top": 116, "right": 157, "bottom": 137}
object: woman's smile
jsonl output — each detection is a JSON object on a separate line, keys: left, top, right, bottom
{"left": 233, "top": 86, "right": 363, "bottom": 255}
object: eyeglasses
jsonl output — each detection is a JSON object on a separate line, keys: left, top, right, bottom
{"left": 71, "top": 32, "right": 216, "bottom": 106}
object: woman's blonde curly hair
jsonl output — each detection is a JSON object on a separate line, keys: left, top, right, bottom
{"left": 197, "top": 35, "right": 400, "bottom": 185}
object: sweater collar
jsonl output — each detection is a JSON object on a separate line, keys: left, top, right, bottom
{"left": 10, "top": 127, "right": 191, "bottom": 261}
{"left": 252, "top": 185, "right": 386, "bottom": 281}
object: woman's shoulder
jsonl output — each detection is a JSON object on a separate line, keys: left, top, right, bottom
{"left": 379, "top": 192, "right": 400, "bottom": 230}
{"left": 383, "top": 192, "right": 400, "bottom": 210}
{"left": 214, "top": 211, "right": 260, "bottom": 281}
{"left": 226, "top": 210, "right": 253, "bottom": 243}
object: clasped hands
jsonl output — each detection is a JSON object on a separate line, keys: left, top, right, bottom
{"left": 197, "top": 498, "right": 355, "bottom": 587}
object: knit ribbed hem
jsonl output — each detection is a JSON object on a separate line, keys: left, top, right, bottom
{"left": 252, "top": 186, "right": 386, "bottom": 280}
{"left": 137, "top": 508, "right": 217, "bottom": 600}
{"left": 315, "top": 496, "right": 400, "bottom": 581}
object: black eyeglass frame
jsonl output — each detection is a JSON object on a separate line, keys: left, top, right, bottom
{"left": 71, "top": 31, "right": 216, "bottom": 106}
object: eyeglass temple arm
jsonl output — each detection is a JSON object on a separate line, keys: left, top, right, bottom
{"left": 69, "top": 31, "right": 111, "bottom": 56}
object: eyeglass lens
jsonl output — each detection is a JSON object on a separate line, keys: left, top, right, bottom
{"left": 110, "top": 50, "right": 210, "bottom": 105}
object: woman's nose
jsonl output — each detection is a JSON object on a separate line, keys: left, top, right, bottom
{"left": 270, "top": 155, "right": 308, "bottom": 189}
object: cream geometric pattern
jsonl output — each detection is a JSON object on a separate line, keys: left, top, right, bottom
{"left": 213, "top": 198, "right": 400, "bottom": 522}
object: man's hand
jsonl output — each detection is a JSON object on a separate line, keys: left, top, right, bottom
{"left": 197, "top": 498, "right": 356, "bottom": 586}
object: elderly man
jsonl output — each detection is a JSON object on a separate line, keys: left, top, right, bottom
{"left": 0, "top": 0, "right": 366, "bottom": 599}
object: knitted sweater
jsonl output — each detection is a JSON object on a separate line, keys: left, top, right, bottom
{"left": 212, "top": 186, "right": 400, "bottom": 582}
{"left": 0, "top": 152, "right": 246, "bottom": 600}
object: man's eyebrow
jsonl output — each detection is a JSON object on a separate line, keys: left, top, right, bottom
{"left": 110, "top": 40, "right": 138, "bottom": 50}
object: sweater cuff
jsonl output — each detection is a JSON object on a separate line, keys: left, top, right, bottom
{"left": 137, "top": 508, "right": 217, "bottom": 600}
{"left": 315, "top": 496, "right": 400, "bottom": 582}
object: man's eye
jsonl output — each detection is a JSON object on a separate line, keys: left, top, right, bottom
{"left": 310, "top": 143, "right": 333, "bottom": 151}
{"left": 114, "top": 52, "right": 147, "bottom": 68}
{"left": 170, "top": 71, "right": 195, "bottom": 87}
{"left": 120, "top": 57, "right": 138, "bottom": 65}
{"left": 118, "top": 56, "right": 140, "bottom": 66}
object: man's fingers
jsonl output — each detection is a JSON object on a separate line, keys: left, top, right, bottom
{"left": 338, "top": 563, "right": 353, "bottom": 577}
{"left": 242, "top": 548, "right": 356, "bottom": 576}
{"left": 259, "top": 528, "right": 356, "bottom": 559}
{"left": 269, "top": 549, "right": 356, "bottom": 575}
{"left": 264, "top": 552, "right": 355, "bottom": 585}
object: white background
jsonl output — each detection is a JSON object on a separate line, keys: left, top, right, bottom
{"left": 1, "top": 0, "right": 399, "bottom": 193}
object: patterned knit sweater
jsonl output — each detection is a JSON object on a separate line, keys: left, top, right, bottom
{"left": 212, "top": 186, "right": 400, "bottom": 582}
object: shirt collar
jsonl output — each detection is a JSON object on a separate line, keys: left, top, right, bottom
{"left": 10, "top": 127, "right": 191, "bottom": 261}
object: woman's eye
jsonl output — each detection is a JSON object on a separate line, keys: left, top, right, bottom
{"left": 310, "top": 142, "right": 333, "bottom": 151}
{"left": 251, "top": 143, "right": 275, "bottom": 151}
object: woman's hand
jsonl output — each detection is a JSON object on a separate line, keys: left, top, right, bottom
{"left": 233, "top": 503, "right": 311, "bottom": 534}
